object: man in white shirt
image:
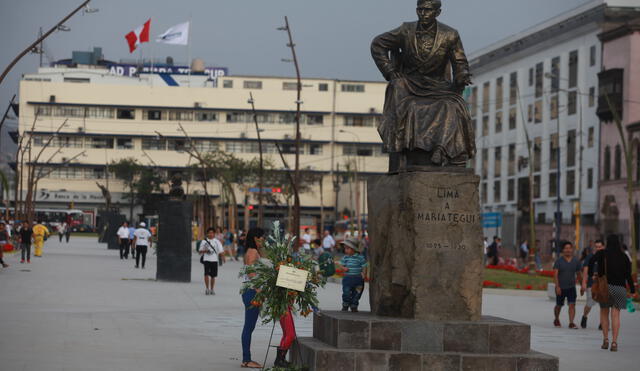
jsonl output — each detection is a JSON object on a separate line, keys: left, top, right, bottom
{"left": 116, "top": 222, "right": 131, "bottom": 260}
{"left": 133, "top": 222, "right": 152, "bottom": 269}
{"left": 322, "top": 230, "right": 336, "bottom": 253}
{"left": 302, "top": 228, "right": 312, "bottom": 253}
{"left": 199, "top": 227, "right": 225, "bottom": 295}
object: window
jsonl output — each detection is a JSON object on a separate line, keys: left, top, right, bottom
{"left": 225, "top": 142, "right": 243, "bottom": 153}
{"left": 495, "top": 111, "right": 502, "bottom": 133}
{"left": 227, "top": 112, "right": 247, "bottom": 123}
{"left": 142, "top": 138, "right": 166, "bottom": 150}
{"left": 319, "top": 83, "right": 329, "bottom": 92}
{"left": 550, "top": 133, "right": 559, "bottom": 170}
{"left": 509, "top": 72, "right": 517, "bottom": 106}
{"left": 567, "top": 130, "right": 576, "bottom": 167}
{"left": 482, "top": 148, "right": 488, "bottom": 179}
{"left": 481, "top": 182, "right": 488, "bottom": 203}
{"left": 569, "top": 50, "right": 578, "bottom": 88}
{"left": 309, "top": 143, "right": 323, "bottom": 155}
{"left": 255, "top": 113, "right": 275, "bottom": 124}
{"left": 495, "top": 77, "right": 503, "bottom": 110}
{"left": 344, "top": 115, "right": 375, "bottom": 127}
{"left": 528, "top": 67, "right": 534, "bottom": 87}
{"left": 589, "top": 87, "right": 595, "bottom": 107}
{"left": 566, "top": 170, "right": 575, "bottom": 196}
{"left": 196, "top": 112, "right": 218, "bottom": 122}
{"left": 306, "top": 115, "right": 324, "bottom": 125}
{"left": 587, "top": 168, "right": 593, "bottom": 189}
{"left": 85, "top": 107, "right": 114, "bottom": 119}
{"left": 494, "top": 147, "right": 502, "bottom": 178}
{"left": 64, "top": 77, "right": 90, "bottom": 83}
{"left": 244, "top": 80, "right": 262, "bottom": 89}
{"left": 277, "top": 113, "right": 295, "bottom": 124}
{"left": 53, "top": 106, "right": 85, "bottom": 117}
{"left": 223, "top": 80, "right": 233, "bottom": 88}
{"left": 117, "top": 108, "right": 135, "bottom": 120}
{"left": 533, "top": 137, "right": 542, "bottom": 172}
{"left": 283, "top": 82, "right": 299, "bottom": 91}
{"left": 534, "top": 100, "right": 542, "bottom": 123}
{"left": 482, "top": 82, "right": 490, "bottom": 113}
{"left": 588, "top": 127, "right": 594, "bottom": 147}
{"left": 116, "top": 138, "right": 133, "bottom": 150}
{"left": 527, "top": 104, "right": 533, "bottom": 123}
{"left": 550, "top": 95, "right": 559, "bottom": 120}
{"left": 469, "top": 86, "right": 478, "bottom": 118}
{"left": 168, "top": 139, "right": 186, "bottom": 152}
{"left": 537, "top": 213, "right": 546, "bottom": 224}
{"left": 494, "top": 180, "right": 501, "bottom": 203}
{"left": 343, "top": 145, "right": 373, "bottom": 157}
{"left": 280, "top": 143, "right": 297, "bottom": 154}
{"left": 54, "top": 136, "right": 83, "bottom": 148}
{"left": 604, "top": 146, "right": 611, "bottom": 180}
{"left": 508, "top": 144, "right": 516, "bottom": 176}
{"left": 168, "top": 110, "right": 193, "bottom": 121}
{"left": 509, "top": 108, "right": 517, "bottom": 130}
{"left": 482, "top": 116, "right": 489, "bottom": 136}
{"left": 35, "top": 105, "right": 52, "bottom": 116}
{"left": 549, "top": 173, "right": 558, "bottom": 197}
{"left": 87, "top": 167, "right": 106, "bottom": 179}
{"left": 144, "top": 110, "right": 163, "bottom": 120}
{"left": 507, "top": 179, "right": 515, "bottom": 201}
{"left": 568, "top": 91, "right": 577, "bottom": 115}
{"left": 32, "top": 135, "right": 46, "bottom": 146}
{"left": 341, "top": 84, "right": 365, "bottom": 92}
{"left": 533, "top": 175, "right": 541, "bottom": 198}
{"left": 550, "top": 57, "right": 560, "bottom": 93}
{"left": 88, "top": 137, "right": 114, "bottom": 149}
{"left": 535, "top": 62, "right": 543, "bottom": 98}
{"left": 194, "top": 140, "right": 218, "bottom": 152}
{"left": 614, "top": 144, "right": 622, "bottom": 179}
{"left": 590, "top": 45, "right": 597, "bottom": 67}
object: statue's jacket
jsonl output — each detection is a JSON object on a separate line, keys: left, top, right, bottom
{"left": 371, "top": 21, "right": 475, "bottom": 163}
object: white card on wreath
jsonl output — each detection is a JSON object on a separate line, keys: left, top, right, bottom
{"left": 276, "top": 265, "right": 309, "bottom": 292}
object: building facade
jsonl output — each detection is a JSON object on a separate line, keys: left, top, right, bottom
{"left": 467, "top": 0, "right": 640, "bottom": 253}
{"left": 17, "top": 54, "right": 388, "bottom": 232}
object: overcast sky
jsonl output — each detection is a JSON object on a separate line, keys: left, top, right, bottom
{"left": 0, "top": 0, "right": 593, "bottom": 126}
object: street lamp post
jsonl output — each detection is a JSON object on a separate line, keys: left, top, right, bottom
{"left": 339, "top": 129, "right": 364, "bottom": 237}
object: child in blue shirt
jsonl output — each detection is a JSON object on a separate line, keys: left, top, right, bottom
{"left": 338, "top": 237, "right": 367, "bottom": 312}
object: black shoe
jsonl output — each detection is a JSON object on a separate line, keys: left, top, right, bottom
{"left": 581, "top": 316, "right": 588, "bottom": 329}
{"left": 350, "top": 307, "right": 359, "bottom": 313}
{"left": 341, "top": 306, "right": 349, "bottom": 312}
{"left": 274, "top": 348, "right": 290, "bottom": 368}
{"left": 135, "top": 265, "right": 139, "bottom": 269}
{"left": 598, "top": 324, "right": 602, "bottom": 330}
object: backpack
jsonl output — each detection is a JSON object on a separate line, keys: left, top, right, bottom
{"left": 318, "top": 252, "right": 336, "bottom": 277}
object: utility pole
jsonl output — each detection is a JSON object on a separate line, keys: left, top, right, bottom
{"left": 279, "top": 16, "right": 302, "bottom": 245}
{"left": 248, "top": 92, "right": 265, "bottom": 228}
{"left": 555, "top": 107, "right": 562, "bottom": 256}
{"left": 0, "top": 0, "right": 92, "bottom": 85}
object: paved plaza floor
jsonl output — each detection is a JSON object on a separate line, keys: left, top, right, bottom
{"left": 0, "top": 237, "right": 638, "bottom": 371}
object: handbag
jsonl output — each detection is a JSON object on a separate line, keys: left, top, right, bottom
{"left": 591, "top": 256, "right": 609, "bottom": 303}
{"left": 199, "top": 239, "right": 218, "bottom": 265}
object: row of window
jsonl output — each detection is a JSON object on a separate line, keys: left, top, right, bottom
{"left": 601, "top": 144, "right": 640, "bottom": 182}
{"left": 480, "top": 168, "right": 594, "bottom": 205}
{"left": 478, "top": 128, "right": 595, "bottom": 179}
{"left": 33, "top": 104, "right": 379, "bottom": 127}
{"left": 221, "top": 80, "right": 366, "bottom": 93}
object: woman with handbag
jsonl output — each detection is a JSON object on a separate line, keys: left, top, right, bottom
{"left": 591, "top": 234, "right": 636, "bottom": 352}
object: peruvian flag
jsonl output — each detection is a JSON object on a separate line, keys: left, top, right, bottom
{"left": 125, "top": 19, "right": 151, "bottom": 53}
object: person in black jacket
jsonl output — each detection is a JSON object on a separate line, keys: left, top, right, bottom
{"left": 591, "top": 234, "right": 637, "bottom": 352}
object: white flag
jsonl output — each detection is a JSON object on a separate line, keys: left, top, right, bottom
{"left": 156, "top": 21, "right": 189, "bottom": 45}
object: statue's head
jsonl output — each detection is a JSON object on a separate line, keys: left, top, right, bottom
{"left": 416, "top": 0, "right": 442, "bottom": 24}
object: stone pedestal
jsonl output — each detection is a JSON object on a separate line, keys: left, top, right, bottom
{"left": 367, "top": 171, "right": 483, "bottom": 321}
{"left": 292, "top": 311, "right": 558, "bottom": 371}
{"left": 97, "top": 210, "right": 125, "bottom": 250}
{"left": 156, "top": 200, "right": 192, "bottom": 282}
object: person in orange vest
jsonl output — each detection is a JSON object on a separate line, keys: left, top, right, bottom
{"left": 32, "top": 221, "right": 50, "bottom": 257}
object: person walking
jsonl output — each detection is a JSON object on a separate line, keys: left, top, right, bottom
{"left": 553, "top": 241, "right": 582, "bottom": 329}
{"left": 240, "top": 227, "right": 266, "bottom": 369}
{"left": 580, "top": 239, "right": 604, "bottom": 328}
{"left": 301, "top": 228, "right": 312, "bottom": 254}
{"left": 322, "top": 230, "right": 335, "bottom": 254}
{"left": 116, "top": 222, "right": 131, "bottom": 260}
{"left": 338, "top": 237, "right": 368, "bottom": 312}
{"left": 0, "top": 222, "right": 10, "bottom": 268}
{"left": 32, "top": 221, "right": 49, "bottom": 257}
{"left": 592, "top": 234, "right": 637, "bottom": 352}
{"left": 128, "top": 223, "right": 136, "bottom": 260}
{"left": 58, "top": 222, "right": 67, "bottom": 243}
{"left": 519, "top": 240, "right": 529, "bottom": 268}
{"left": 199, "top": 227, "right": 225, "bottom": 295}
{"left": 18, "top": 221, "right": 33, "bottom": 264}
{"left": 133, "top": 222, "right": 152, "bottom": 269}
{"left": 487, "top": 236, "right": 501, "bottom": 266}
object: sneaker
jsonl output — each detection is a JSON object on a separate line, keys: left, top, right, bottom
{"left": 341, "top": 306, "right": 349, "bottom": 312}
{"left": 205, "top": 290, "right": 210, "bottom": 295}
{"left": 350, "top": 307, "right": 359, "bottom": 313}
{"left": 135, "top": 265, "right": 139, "bottom": 269}
{"left": 20, "top": 259, "right": 24, "bottom": 264}
{"left": 569, "top": 323, "right": 578, "bottom": 329}
{"left": 27, "top": 260, "right": 30, "bottom": 263}
{"left": 581, "top": 316, "right": 588, "bottom": 329}
{"left": 553, "top": 319, "right": 561, "bottom": 327}
{"left": 211, "top": 290, "right": 215, "bottom": 295}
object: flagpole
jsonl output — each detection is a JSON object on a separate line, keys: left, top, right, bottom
{"left": 187, "top": 15, "right": 192, "bottom": 87}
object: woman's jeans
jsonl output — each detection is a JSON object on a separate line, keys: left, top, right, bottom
{"left": 241, "top": 289, "right": 260, "bottom": 362}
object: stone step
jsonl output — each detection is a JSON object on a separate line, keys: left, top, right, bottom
{"left": 292, "top": 337, "right": 558, "bottom": 371}
{"left": 313, "top": 311, "right": 531, "bottom": 354}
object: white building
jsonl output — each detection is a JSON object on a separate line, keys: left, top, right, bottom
{"left": 467, "top": 0, "right": 640, "bottom": 250}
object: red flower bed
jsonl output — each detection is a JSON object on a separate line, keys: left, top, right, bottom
{"left": 483, "top": 280, "right": 503, "bottom": 288}
{"left": 487, "top": 264, "right": 554, "bottom": 278}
